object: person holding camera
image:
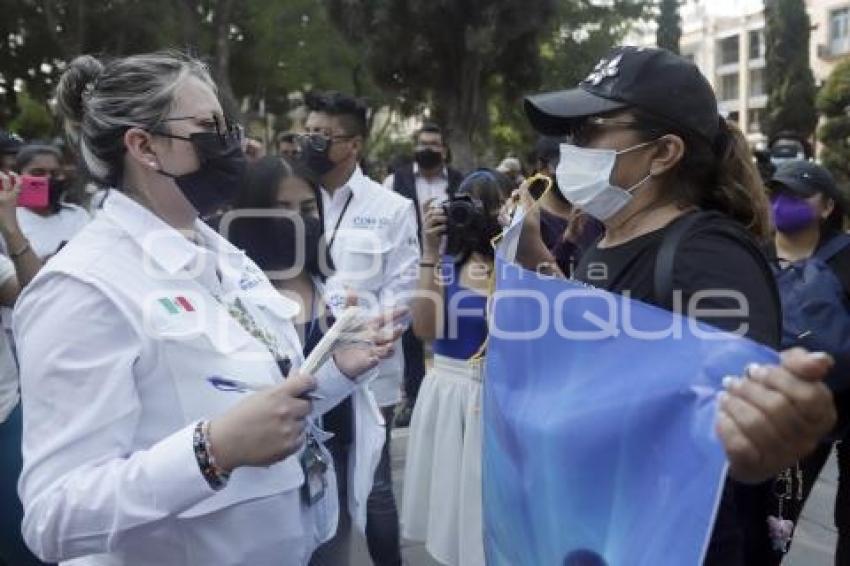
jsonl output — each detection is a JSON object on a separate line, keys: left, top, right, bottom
{"left": 384, "top": 123, "right": 464, "bottom": 428}
{"left": 402, "top": 169, "right": 513, "bottom": 566}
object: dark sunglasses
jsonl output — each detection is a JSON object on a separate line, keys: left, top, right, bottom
{"left": 295, "top": 132, "right": 355, "bottom": 153}
{"left": 155, "top": 114, "right": 244, "bottom": 146}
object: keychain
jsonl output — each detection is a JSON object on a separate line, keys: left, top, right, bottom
{"left": 767, "top": 464, "right": 803, "bottom": 553}
{"left": 300, "top": 435, "right": 328, "bottom": 505}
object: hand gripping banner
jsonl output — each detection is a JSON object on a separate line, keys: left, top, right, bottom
{"left": 483, "top": 222, "right": 780, "bottom": 566}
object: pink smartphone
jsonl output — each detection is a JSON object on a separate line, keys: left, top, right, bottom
{"left": 18, "top": 175, "right": 49, "bottom": 208}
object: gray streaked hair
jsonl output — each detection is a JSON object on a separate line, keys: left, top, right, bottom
{"left": 55, "top": 50, "right": 216, "bottom": 187}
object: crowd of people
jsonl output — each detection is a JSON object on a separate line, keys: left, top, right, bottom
{"left": 0, "top": 45, "right": 844, "bottom": 566}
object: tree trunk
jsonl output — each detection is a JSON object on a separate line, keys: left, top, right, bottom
{"left": 437, "top": 55, "right": 484, "bottom": 174}
{"left": 212, "top": 0, "right": 240, "bottom": 119}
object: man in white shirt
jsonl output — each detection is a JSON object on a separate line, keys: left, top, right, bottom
{"left": 382, "top": 123, "right": 464, "bottom": 425}
{"left": 303, "top": 91, "right": 419, "bottom": 566}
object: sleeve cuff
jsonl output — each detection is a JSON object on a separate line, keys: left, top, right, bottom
{"left": 146, "top": 423, "right": 217, "bottom": 514}
{"left": 311, "top": 358, "right": 359, "bottom": 417}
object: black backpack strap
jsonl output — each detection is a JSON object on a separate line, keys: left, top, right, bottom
{"left": 654, "top": 210, "right": 783, "bottom": 343}
{"left": 653, "top": 211, "right": 706, "bottom": 310}
{"left": 392, "top": 165, "right": 423, "bottom": 248}
{"left": 447, "top": 167, "right": 464, "bottom": 195}
{"left": 814, "top": 232, "right": 850, "bottom": 263}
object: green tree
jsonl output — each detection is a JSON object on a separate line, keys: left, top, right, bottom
{"left": 486, "top": 0, "right": 650, "bottom": 165}
{"left": 656, "top": 0, "right": 681, "bottom": 54}
{"left": 817, "top": 57, "right": 850, "bottom": 186}
{"left": 324, "top": 0, "right": 559, "bottom": 171}
{"left": 9, "top": 91, "right": 54, "bottom": 140}
{"left": 0, "top": 0, "right": 183, "bottom": 124}
{"left": 764, "top": 0, "right": 818, "bottom": 140}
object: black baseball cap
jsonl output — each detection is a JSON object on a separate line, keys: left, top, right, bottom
{"left": 0, "top": 131, "right": 23, "bottom": 155}
{"left": 524, "top": 46, "right": 720, "bottom": 145}
{"left": 769, "top": 160, "right": 848, "bottom": 211}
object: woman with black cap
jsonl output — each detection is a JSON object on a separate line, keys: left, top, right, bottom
{"left": 767, "top": 159, "right": 850, "bottom": 562}
{"left": 522, "top": 45, "right": 836, "bottom": 565}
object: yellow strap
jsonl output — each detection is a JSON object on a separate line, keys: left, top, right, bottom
{"left": 469, "top": 174, "right": 554, "bottom": 364}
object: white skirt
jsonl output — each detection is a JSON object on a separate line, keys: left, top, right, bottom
{"left": 401, "top": 354, "right": 484, "bottom": 566}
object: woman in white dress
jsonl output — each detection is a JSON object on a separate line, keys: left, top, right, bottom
{"left": 402, "top": 169, "right": 513, "bottom": 566}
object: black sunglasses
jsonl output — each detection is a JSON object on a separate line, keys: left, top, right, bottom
{"left": 156, "top": 114, "right": 244, "bottom": 146}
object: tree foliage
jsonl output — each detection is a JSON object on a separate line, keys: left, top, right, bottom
{"left": 324, "top": 0, "right": 558, "bottom": 171}
{"left": 817, "top": 57, "right": 850, "bottom": 186}
{"left": 764, "top": 0, "right": 818, "bottom": 140}
{"left": 0, "top": 0, "right": 370, "bottom": 133}
{"left": 324, "top": 0, "right": 650, "bottom": 170}
{"left": 656, "top": 0, "right": 681, "bottom": 54}
{"left": 9, "top": 91, "right": 54, "bottom": 140}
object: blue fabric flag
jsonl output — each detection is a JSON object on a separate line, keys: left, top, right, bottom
{"left": 483, "top": 229, "right": 780, "bottom": 566}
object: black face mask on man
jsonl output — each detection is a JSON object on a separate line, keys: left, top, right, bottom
{"left": 298, "top": 134, "right": 337, "bottom": 177}
{"left": 414, "top": 148, "right": 443, "bottom": 170}
{"left": 153, "top": 130, "right": 247, "bottom": 217}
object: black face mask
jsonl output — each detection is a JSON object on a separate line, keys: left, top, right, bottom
{"left": 155, "top": 131, "right": 247, "bottom": 217}
{"left": 48, "top": 177, "right": 68, "bottom": 212}
{"left": 229, "top": 213, "right": 329, "bottom": 277}
{"left": 298, "top": 136, "right": 336, "bottom": 177}
{"left": 414, "top": 148, "right": 443, "bottom": 170}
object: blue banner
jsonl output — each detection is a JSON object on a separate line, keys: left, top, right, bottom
{"left": 483, "top": 233, "right": 780, "bottom": 566}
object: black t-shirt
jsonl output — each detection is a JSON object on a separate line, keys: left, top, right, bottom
{"left": 576, "top": 211, "right": 781, "bottom": 566}
{"left": 576, "top": 212, "right": 780, "bottom": 348}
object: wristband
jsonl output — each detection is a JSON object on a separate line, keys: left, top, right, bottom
{"left": 193, "top": 420, "right": 230, "bottom": 490}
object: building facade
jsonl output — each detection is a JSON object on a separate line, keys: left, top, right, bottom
{"left": 630, "top": 0, "right": 850, "bottom": 146}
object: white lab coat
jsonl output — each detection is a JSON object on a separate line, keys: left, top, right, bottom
{"left": 322, "top": 166, "right": 420, "bottom": 408}
{"left": 13, "top": 190, "right": 384, "bottom": 565}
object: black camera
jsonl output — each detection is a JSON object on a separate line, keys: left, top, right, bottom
{"left": 442, "top": 194, "right": 486, "bottom": 231}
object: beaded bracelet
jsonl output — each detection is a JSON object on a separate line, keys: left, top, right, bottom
{"left": 193, "top": 420, "right": 230, "bottom": 490}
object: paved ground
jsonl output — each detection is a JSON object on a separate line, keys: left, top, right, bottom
{"left": 784, "top": 451, "right": 839, "bottom": 565}
{"left": 348, "top": 429, "right": 839, "bottom": 566}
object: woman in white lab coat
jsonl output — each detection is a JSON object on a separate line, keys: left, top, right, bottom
{"left": 14, "top": 51, "right": 402, "bottom": 566}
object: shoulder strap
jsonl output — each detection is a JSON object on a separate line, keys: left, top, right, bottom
{"left": 653, "top": 211, "right": 706, "bottom": 310}
{"left": 653, "top": 210, "right": 782, "bottom": 342}
{"left": 392, "top": 165, "right": 417, "bottom": 201}
{"left": 814, "top": 233, "right": 850, "bottom": 263}
{"left": 447, "top": 167, "right": 464, "bottom": 194}
{"left": 392, "top": 165, "right": 423, "bottom": 248}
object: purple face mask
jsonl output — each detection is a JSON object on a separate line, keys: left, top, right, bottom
{"left": 771, "top": 193, "right": 817, "bottom": 233}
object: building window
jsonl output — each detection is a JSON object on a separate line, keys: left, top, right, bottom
{"left": 748, "top": 30, "right": 765, "bottom": 60}
{"left": 719, "top": 35, "right": 740, "bottom": 65}
{"left": 748, "top": 109, "right": 763, "bottom": 134}
{"left": 831, "top": 7, "right": 850, "bottom": 55}
{"left": 720, "top": 74, "right": 740, "bottom": 101}
{"left": 749, "top": 68, "right": 765, "bottom": 97}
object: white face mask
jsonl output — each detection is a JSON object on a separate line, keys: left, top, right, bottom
{"left": 555, "top": 141, "right": 655, "bottom": 222}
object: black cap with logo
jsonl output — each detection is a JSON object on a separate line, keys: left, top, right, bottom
{"left": 769, "top": 159, "right": 848, "bottom": 213}
{"left": 524, "top": 46, "right": 721, "bottom": 145}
